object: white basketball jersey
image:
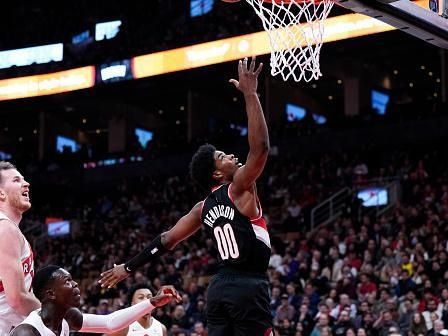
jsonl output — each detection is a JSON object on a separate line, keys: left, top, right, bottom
{"left": 0, "top": 212, "right": 35, "bottom": 335}
{"left": 127, "top": 318, "right": 164, "bottom": 336}
{"left": 14, "top": 310, "right": 70, "bottom": 336}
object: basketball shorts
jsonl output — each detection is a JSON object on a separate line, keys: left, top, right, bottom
{"left": 206, "top": 270, "right": 273, "bottom": 336}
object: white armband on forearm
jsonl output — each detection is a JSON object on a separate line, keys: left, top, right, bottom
{"left": 79, "top": 300, "right": 155, "bottom": 333}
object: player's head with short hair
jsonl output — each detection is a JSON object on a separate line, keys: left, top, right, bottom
{"left": 190, "top": 144, "right": 218, "bottom": 191}
{"left": 0, "top": 161, "right": 31, "bottom": 213}
{"left": 190, "top": 144, "right": 241, "bottom": 191}
{"left": 0, "top": 161, "right": 16, "bottom": 185}
{"left": 33, "top": 265, "right": 81, "bottom": 308}
{"left": 127, "top": 283, "right": 154, "bottom": 306}
{"left": 33, "top": 265, "right": 61, "bottom": 301}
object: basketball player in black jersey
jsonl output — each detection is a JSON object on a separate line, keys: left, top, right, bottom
{"left": 99, "top": 57, "right": 272, "bottom": 336}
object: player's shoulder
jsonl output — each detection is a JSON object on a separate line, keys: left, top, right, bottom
{"left": 152, "top": 316, "right": 164, "bottom": 325}
{"left": 10, "top": 324, "right": 41, "bottom": 336}
{"left": 150, "top": 317, "right": 166, "bottom": 333}
{"left": 190, "top": 201, "right": 203, "bottom": 214}
{"left": 193, "top": 201, "right": 204, "bottom": 212}
{"left": 64, "top": 307, "right": 83, "bottom": 331}
{"left": 0, "top": 219, "right": 22, "bottom": 241}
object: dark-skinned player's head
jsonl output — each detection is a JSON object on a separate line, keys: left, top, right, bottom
{"left": 190, "top": 144, "right": 241, "bottom": 191}
{"left": 127, "top": 283, "right": 154, "bottom": 306}
{"left": 32, "top": 265, "right": 81, "bottom": 309}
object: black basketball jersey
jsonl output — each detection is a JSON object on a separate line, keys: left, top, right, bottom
{"left": 200, "top": 183, "right": 271, "bottom": 275}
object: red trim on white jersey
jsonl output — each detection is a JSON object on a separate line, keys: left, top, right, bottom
{"left": 0, "top": 216, "right": 35, "bottom": 331}
{"left": 0, "top": 243, "right": 34, "bottom": 293}
{"left": 264, "top": 327, "right": 274, "bottom": 336}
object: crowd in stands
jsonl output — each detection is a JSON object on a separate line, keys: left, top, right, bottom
{"left": 18, "top": 140, "right": 448, "bottom": 336}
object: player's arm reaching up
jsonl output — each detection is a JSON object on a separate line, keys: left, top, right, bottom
{"left": 228, "top": 56, "right": 268, "bottom": 219}
{"left": 230, "top": 56, "right": 268, "bottom": 190}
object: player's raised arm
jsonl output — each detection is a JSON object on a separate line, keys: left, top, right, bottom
{"left": 0, "top": 223, "right": 40, "bottom": 316}
{"left": 229, "top": 56, "right": 269, "bottom": 193}
{"left": 98, "top": 202, "right": 203, "bottom": 288}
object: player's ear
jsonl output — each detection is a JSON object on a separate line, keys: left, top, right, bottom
{"left": 46, "top": 288, "right": 56, "bottom": 301}
{"left": 0, "top": 188, "right": 5, "bottom": 200}
{"left": 212, "top": 170, "right": 223, "bottom": 180}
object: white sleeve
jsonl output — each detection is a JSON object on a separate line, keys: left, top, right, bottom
{"left": 79, "top": 300, "right": 155, "bottom": 333}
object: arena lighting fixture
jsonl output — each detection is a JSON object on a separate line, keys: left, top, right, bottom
{"left": 95, "top": 20, "right": 122, "bottom": 41}
{"left": 190, "top": 0, "right": 214, "bottom": 17}
{"left": 0, "top": 151, "right": 12, "bottom": 160}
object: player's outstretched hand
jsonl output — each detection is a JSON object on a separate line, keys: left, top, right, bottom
{"left": 229, "top": 56, "right": 263, "bottom": 95}
{"left": 150, "top": 285, "right": 182, "bottom": 307}
{"left": 98, "top": 263, "right": 129, "bottom": 288}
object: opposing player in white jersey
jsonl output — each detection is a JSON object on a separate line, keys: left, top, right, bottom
{"left": 109, "top": 284, "right": 168, "bottom": 336}
{"left": 0, "top": 161, "right": 40, "bottom": 335}
{"left": 10, "top": 265, "right": 181, "bottom": 336}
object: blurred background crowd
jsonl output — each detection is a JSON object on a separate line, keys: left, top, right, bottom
{"left": 17, "top": 138, "right": 448, "bottom": 336}
{"left": 1, "top": 1, "right": 447, "bottom": 335}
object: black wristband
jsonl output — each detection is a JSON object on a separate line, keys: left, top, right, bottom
{"left": 124, "top": 234, "right": 168, "bottom": 273}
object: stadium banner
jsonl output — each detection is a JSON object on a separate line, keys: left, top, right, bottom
{"left": 132, "top": 13, "right": 396, "bottom": 79}
{"left": 133, "top": 0, "right": 428, "bottom": 79}
{"left": 0, "top": 0, "right": 428, "bottom": 101}
{"left": 0, "top": 66, "right": 95, "bottom": 101}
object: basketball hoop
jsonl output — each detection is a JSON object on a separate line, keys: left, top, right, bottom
{"left": 244, "top": 0, "right": 334, "bottom": 82}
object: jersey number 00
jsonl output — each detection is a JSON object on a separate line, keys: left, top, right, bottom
{"left": 213, "top": 223, "right": 240, "bottom": 260}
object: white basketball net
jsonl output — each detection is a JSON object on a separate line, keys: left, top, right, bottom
{"left": 244, "top": 0, "right": 334, "bottom": 82}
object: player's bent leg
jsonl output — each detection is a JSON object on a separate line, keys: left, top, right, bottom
{"left": 207, "top": 299, "right": 233, "bottom": 336}
{"left": 233, "top": 321, "right": 273, "bottom": 336}
{"left": 229, "top": 276, "right": 273, "bottom": 336}
{"left": 206, "top": 275, "right": 234, "bottom": 336}
{"left": 208, "top": 322, "right": 234, "bottom": 336}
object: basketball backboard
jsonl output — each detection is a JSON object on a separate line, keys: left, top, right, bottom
{"left": 335, "top": 0, "right": 448, "bottom": 48}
